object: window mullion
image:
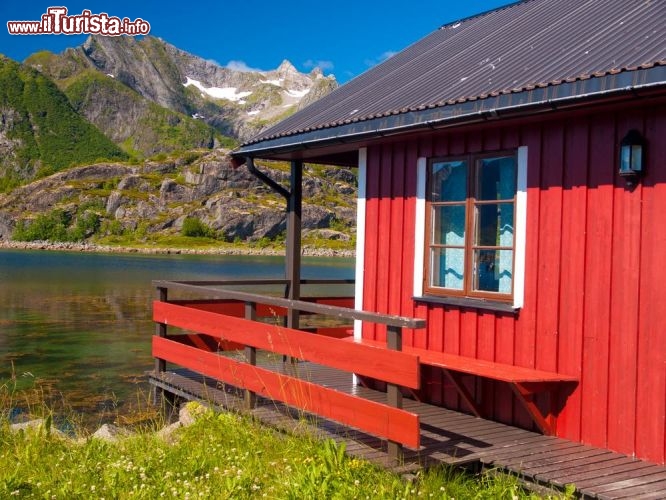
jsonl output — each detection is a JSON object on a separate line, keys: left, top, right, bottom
{"left": 463, "top": 156, "right": 475, "bottom": 296}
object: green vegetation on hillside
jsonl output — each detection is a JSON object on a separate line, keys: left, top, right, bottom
{"left": 63, "top": 69, "right": 231, "bottom": 158}
{"left": 24, "top": 48, "right": 90, "bottom": 81}
{"left": 12, "top": 205, "right": 102, "bottom": 243}
{"left": 0, "top": 56, "right": 127, "bottom": 192}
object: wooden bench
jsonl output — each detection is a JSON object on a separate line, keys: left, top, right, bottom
{"left": 344, "top": 337, "right": 578, "bottom": 436}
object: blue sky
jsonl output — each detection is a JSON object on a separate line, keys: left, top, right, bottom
{"left": 1, "top": 1, "right": 510, "bottom": 83}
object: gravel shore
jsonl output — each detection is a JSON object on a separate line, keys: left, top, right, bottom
{"left": 0, "top": 240, "right": 355, "bottom": 258}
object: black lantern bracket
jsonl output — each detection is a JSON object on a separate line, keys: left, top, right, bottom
{"left": 619, "top": 129, "right": 646, "bottom": 188}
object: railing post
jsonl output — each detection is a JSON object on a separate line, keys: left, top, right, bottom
{"left": 153, "top": 286, "right": 168, "bottom": 407}
{"left": 154, "top": 286, "right": 167, "bottom": 374}
{"left": 386, "top": 325, "right": 403, "bottom": 462}
{"left": 244, "top": 301, "right": 257, "bottom": 409}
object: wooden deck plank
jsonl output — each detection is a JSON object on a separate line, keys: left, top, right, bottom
{"left": 549, "top": 458, "right": 655, "bottom": 485}
{"left": 591, "top": 472, "right": 666, "bottom": 495}
{"left": 515, "top": 448, "right": 611, "bottom": 476}
{"left": 480, "top": 437, "right": 573, "bottom": 463}
{"left": 503, "top": 445, "right": 606, "bottom": 470}
{"left": 148, "top": 361, "right": 666, "bottom": 498}
{"left": 475, "top": 436, "right": 563, "bottom": 464}
{"left": 602, "top": 479, "right": 666, "bottom": 499}
{"left": 628, "top": 489, "right": 666, "bottom": 500}
{"left": 424, "top": 430, "right": 541, "bottom": 461}
{"left": 577, "top": 467, "right": 666, "bottom": 492}
{"left": 533, "top": 453, "right": 632, "bottom": 480}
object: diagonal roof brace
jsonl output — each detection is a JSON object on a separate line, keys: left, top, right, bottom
{"left": 242, "top": 156, "right": 290, "bottom": 200}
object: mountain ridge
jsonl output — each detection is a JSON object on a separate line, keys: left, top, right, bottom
{"left": 0, "top": 37, "right": 352, "bottom": 248}
{"left": 27, "top": 35, "right": 338, "bottom": 147}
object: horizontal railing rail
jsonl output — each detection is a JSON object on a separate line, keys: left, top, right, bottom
{"left": 164, "top": 278, "right": 355, "bottom": 286}
{"left": 152, "top": 279, "right": 425, "bottom": 329}
{"left": 153, "top": 300, "right": 421, "bottom": 389}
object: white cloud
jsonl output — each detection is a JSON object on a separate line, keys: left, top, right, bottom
{"left": 364, "top": 50, "right": 397, "bottom": 68}
{"left": 225, "top": 60, "right": 263, "bottom": 72}
{"left": 303, "top": 59, "right": 334, "bottom": 71}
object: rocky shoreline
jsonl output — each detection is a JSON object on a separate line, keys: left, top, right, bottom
{"left": 0, "top": 239, "right": 355, "bottom": 258}
{"left": 9, "top": 401, "right": 208, "bottom": 443}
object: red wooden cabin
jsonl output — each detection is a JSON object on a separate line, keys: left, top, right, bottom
{"left": 227, "top": 0, "right": 666, "bottom": 465}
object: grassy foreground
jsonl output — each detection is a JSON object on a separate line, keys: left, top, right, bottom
{"left": 0, "top": 401, "right": 572, "bottom": 500}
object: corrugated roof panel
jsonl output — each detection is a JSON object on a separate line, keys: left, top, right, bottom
{"left": 242, "top": 0, "right": 666, "bottom": 147}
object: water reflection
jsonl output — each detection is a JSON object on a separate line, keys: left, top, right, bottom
{"left": 0, "top": 249, "right": 354, "bottom": 425}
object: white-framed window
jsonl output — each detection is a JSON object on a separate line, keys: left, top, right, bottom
{"left": 414, "top": 146, "right": 527, "bottom": 309}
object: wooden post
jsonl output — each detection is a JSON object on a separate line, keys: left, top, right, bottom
{"left": 153, "top": 286, "right": 167, "bottom": 406}
{"left": 154, "top": 286, "right": 167, "bottom": 374}
{"left": 244, "top": 301, "right": 257, "bottom": 409}
{"left": 286, "top": 160, "right": 302, "bottom": 330}
{"left": 386, "top": 325, "right": 403, "bottom": 461}
{"left": 284, "top": 160, "right": 302, "bottom": 371}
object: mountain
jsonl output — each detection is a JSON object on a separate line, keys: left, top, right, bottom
{"left": 0, "top": 56, "right": 127, "bottom": 191}
{"left": 0, "top": 38, "right": 351, "bottom": 248}
{"left": 26, "top": 35, "right": 338, "bottom": 152}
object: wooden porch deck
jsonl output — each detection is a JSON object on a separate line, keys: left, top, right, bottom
{"left": 149, "top": 361, "right": 666, "bottom": 500}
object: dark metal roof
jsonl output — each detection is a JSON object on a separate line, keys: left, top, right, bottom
{"left": 235, "top": 0, "right": 666, "bottom": 160}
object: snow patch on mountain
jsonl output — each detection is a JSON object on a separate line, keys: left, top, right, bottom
{"left": 286, "top": 88, "right": 310, "bottom": 98}
{"left": 261, "top": 78, "right": 283, "bottom": 86}
{"left": 183, "top": 76, "right": 252, "bottom": 102}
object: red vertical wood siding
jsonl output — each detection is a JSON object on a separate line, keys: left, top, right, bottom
{"left": 361, "top": 99, "right": 666, "bottom": 464}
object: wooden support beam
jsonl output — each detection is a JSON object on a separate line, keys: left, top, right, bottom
{"left": 511, "top": 383, "right": 556, "bottom": 435}
{"left": 442, "top": 369, "right": 482, "bottom": 418}
{"left": 286, "top": 160, "right": 302, "bottom": 331}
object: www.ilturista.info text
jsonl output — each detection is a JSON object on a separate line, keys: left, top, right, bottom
{"left": 7, "top": 7, "right": 150, "bottom": 36}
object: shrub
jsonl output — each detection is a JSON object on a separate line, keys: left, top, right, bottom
{"left": 181, "top": 217, "right": 214, "bottom": 238}
{"left": 12, "top": 208, "right": 103, "bottom": 242}
{"left": 101, "top": 219, "right": 124, "bottom": 236}
{"left": 12, "top": 210, "right": 70, "bottom": 242}
{"left": 68, "top": 211, "right": 101, "bottom": 240}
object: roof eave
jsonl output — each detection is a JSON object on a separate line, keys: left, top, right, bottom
{"left": 232, "top": 65, "right": 666, "bottom": 161}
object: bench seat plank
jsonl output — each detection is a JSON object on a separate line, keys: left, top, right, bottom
{"left": 346, "top": 337, "right": 576, "bottom": 383}
{"left": 345, "top": 336, "right": 578, "bottom": 436}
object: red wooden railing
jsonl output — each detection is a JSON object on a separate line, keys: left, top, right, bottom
{"left": 151, "top": 279, "right": 426, "bottom": 458}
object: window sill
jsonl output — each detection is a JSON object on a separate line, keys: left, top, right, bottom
{"left": 413, "top": 295, "right": 519, "bottom": 314}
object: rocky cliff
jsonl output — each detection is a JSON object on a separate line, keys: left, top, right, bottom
{"left": 0, "top": 150, "right": 357, "bottom": 247}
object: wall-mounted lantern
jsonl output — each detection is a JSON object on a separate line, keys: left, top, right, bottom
{"left": 619, "top": 129, "right": 646, "bottom": 188}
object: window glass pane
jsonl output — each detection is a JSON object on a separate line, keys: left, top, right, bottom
{"left": 473, "top": 249, "right": 513, "bottom": 293}
{"left": 430, "top": 247, "right": 465, "bottom": 290}
{"left": 430, "top": 160, "right": 467, "bottom": 202}
{"left": 477, "top": 156, "right": 516, "bottom": 200}
{"left": 432, "top": 205, "right": 466, "bottom": 245}
{"left": 474, "top": 203, "right": 514, "bottom": 247}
